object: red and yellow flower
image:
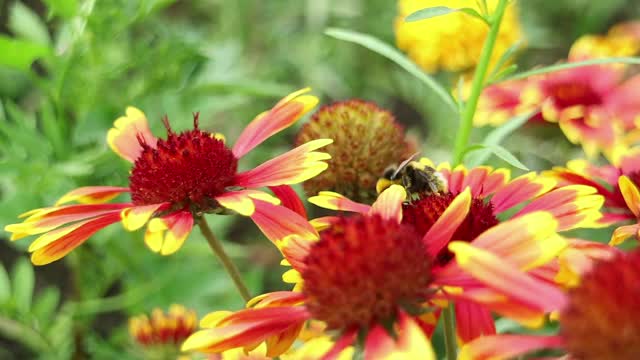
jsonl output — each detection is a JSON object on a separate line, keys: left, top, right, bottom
{"left": 129, "top": 304, "right": 198, "bottom": 347}
{"left": 569, "top": 20, "right": 640, "bottom": 61}
{"left": 458, "top": 248, "right": 639, "bottom": 360}
{"left": 180, "top": 185, "right": 568, "bottom": 358}
{"left": 522, "top": 64, "right": 640, "bottom": 159}
{"left": 546, "top": 148, "right": 640, "bottom": 244}
{"left": 4, "top": 89, "right": 331, "bottom": 265}
{"left": 311, "top": 159, "right": 603, "bottom": 343}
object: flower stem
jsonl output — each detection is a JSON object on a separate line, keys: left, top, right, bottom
{"left": 442, "top": 303, "right": 457, "bottom": 360}
{"left": 197, "top": 216, "right": 252, "bottom": 302}
{"left": 452, "top": 0, "right": 510, "bottom": 166}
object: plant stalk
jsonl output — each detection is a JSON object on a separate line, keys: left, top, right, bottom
{"left": 197, "top": 216, "right": 252, "bottom": 302}
{"left": 442, "top": 303, "right": 457, "bottom": 360}
{"left": 452, "top": 0, "right": 510, "bottom": 166}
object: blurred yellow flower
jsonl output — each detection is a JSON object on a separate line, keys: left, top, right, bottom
{"left": 395, "top": 0, "right": 522, "bottom": 73}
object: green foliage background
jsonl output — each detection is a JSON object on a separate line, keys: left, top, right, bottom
{"left": 0, "top": 0, "right": 639, "bottom": 358}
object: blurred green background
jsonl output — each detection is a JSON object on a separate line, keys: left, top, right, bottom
{"left": 1, "top": 0, "right": 639, "bottom": 358}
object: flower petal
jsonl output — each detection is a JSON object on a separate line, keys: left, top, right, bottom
{"left": 107, "top": 106, "right": 157, "bottom": 162}
{"left": 29, "top": 212, "right": 122, "bottom": 265}
{"left": 423, "top": 187, "right": 471, "bottom": 257}
{"left": 216, "top": 190, "right": 281, "bottom": 217}
{"left": 515, "top": 185, "right": 604, "bottom": 231}
{"left": 144, "top": 211, "right": 194, "bottom": 255}
{"left": 121, "top": 203, "right": 168, "bottom": 231}
{"left": 232, "top": 88, "right": 319, "bottom": 158}
{"left": 55, "top": 186, "right": 130, "bottom": 205}
{"left": 491, "top": 173, "right": 557, "bottom": 213}
{"left": 369, "top": 185, "right": 406, "bottom": 223}
{"left": 459, "top": 335, "right": 565, "bottom": 360}
{"left": 268, "top": 185, "right": 307, "bottom": 218}
{"left": 308, "top": 192, "right": 371, "bottom": 214}
{"left": 181, "top": 306, "right": 310, "bottom": 355}
{"left": 448, "top": 241, "right": 567, "bottom": 314}
{"left": 234, "top": 139, "right": 332, "bottom": 189}
{"left": 610, "top": 224, "right": 640, "bottom": 246}
{"left": 455, "top": 300, "right": 496, "bottom": 344}
{"left": 619, "top": 175, "right": 640, "bottom": 217}
{"left": 250, "top": 200, "right": 318, "bottom": 245}
{"left": 321, "top": 329, "right": 357, "bottom": 360}
{"left": 5, "top": 203, "right": 129, "bottom": 240}
{"left": 469, "top": 212, "right": 566, "bottom": 271}
{"left": 364, "top": 312, "right": 435, "bottom": 360}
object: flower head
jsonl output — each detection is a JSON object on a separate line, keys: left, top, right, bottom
{"left": 546, "top": 149, "right": 640, "bottom": 245}
{"left": 129, "top": 304, "right": 197, "bottom": 347}
{"left": 181, "top": 184, "right": 568, "bottom": 357}
{"left": 395, "top": 0, "right": 522, "bottom": 73}
{"left": 303, "top": 214, "right": 432, "bottom": 330}
{"left": 459, "top": 249, "right": 640, "bottom": 360}
{"left": 569, "top": 21, "right": 640, "bottom": 61}
{"left": 295, "top": 100, "right": 414, "bottom": 203}
{"left": 5, "top": 89, "right": 332, "bottom": 264}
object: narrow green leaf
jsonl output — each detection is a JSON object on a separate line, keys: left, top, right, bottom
{"left": 0, "top": 36, "right": 50, "bottom": 71}
{"left": 466, "top": 111, "right": 533, "bottom": 166}
{"left": 489, "top": 63, "right": 518, "bottom": 82}
{"left": 32, "top": 287, "right": 61, "bottom": 324}
{"left": 406, "top": 6, "right": 488, "bottom": 24}
{"left": 43, "top": 0, "right": 79, "bottom": 18}
{"left": 489, "top": 144, "right": 529, "bottom": 170}
{"left": 8, "top": 2, "right": 51, "bottom": 46}
{"left": 40, "top": 101, "right": 67, "bottom": 159}
{"left": 325, "top": 28, "right": 458, "bottom": 115}
{"left": 11, "top": 258, "right": 35, "bottom": 314}
{"left": 458, "top": 8, "right": 490, "bottom": 25}
{"left": 405, "top": 6, "right": 457, "bottom": 21}
{"left": 501, "top": 57, "right": 640, "bottom": 82}
{"left": 464, "top": 144, "right": 529, "bottom": 171}
{"left": 0, "top": 263, "right": 10, "bottom": 304}
{"left": 487, "top": 41, "right": 522, "bottom": 80}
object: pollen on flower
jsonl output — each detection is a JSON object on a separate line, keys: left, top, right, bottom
{"left": 559, "top": 250, "right": 640, "bottom": 360}
{"left": 302, "top": 214, "right": 432, "bottom": 331}
{"left": 129, "top": 113, "right": 238, "bottom": 211}
{"left": 295, "top": 100, "right": 414, "bottom": 203}
{"left": 402, "top": 193, "right": 498, "bottom": 266}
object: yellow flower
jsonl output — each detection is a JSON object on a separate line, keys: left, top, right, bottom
{"left": 395, "top": 0, "right": 522, "bottom": 73}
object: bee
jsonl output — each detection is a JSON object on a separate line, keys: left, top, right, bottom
{"left": 376, "top": 153, "right": 447, "bottom": 200}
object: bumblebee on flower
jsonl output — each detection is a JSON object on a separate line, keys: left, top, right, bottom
{"left": 5, "top": 89, "right": 332, "bottom": 265}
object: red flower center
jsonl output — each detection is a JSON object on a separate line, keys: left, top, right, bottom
{"left": 302, "top": 214, "right": 432, "bottom": 331}
{"left": 560, "top": 250, "right": 640, "bottom": 360}
{"left": 549, "top": 83, "right": 602, "bottom": 108}
{"left": 129, "top": 114, "right": 238, "bottom": 211}
{"left": 402, "top": 192, "right": 499, "bottom": 267}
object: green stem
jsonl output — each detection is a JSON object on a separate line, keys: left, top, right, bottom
{"left": 452, "top": 0, "right": 510, "bottom": 166}
{"left": 197, "top": 216, "right": 252, "bottom": 302}
{"left": 442, "top": 303, "right": 457, "bottom": 360}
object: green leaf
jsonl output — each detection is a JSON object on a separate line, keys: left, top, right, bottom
{"left": 0, "top": 36, "right": 50, "bottom": 71}
{"left": 32, "top": 287, "right": 61, "bottom": 324}
{"left": 405, "top": 6, "right": 488, "bottom": 25}
{"left": 489, "top": 63, "right": 518, "bottom": 82}
{"left": 11, "top": 258, "right": 35, "bottom": 314}
{"left": 465, "top": 144, "right": 529, "bottom": 171}
{"left": 9, "top": 2, "right": 51, "bottom": 46}
{"left": 489, "top": 144, "right": 529, "bottom": 171}
{"left": 465, "top": 111, "right": 533, "bottom": 167}
{"left": 487, "top": 41, "right": 522, "bottom": 80}
{"left": 325, "top": 28, "right": 458, "bottom": 115}
{"left": 43, "top": 0, "right": 78, "bottom": 18}
{"left": 501, "top": 57, "right": 640, "bottom": 82}
{"left": 405, "top": 6, "right": 457, "bottom": 21}
{"left": 0, "top": 263, "right": 10, "bottom": 304}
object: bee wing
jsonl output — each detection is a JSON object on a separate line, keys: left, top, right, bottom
{"left": 391, "top": 151, "right": 421, "bottom": 179}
